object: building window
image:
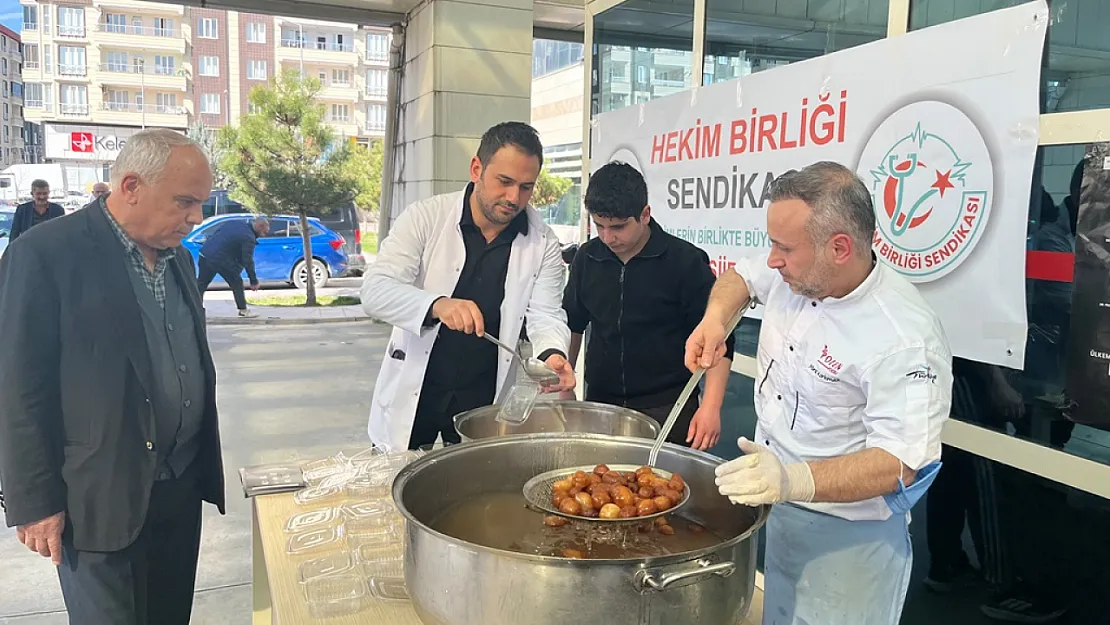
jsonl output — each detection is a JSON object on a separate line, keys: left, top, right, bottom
{"left": 198, "top": 56, "right": 219, "bottom": 77}
{"left": 2, "top": 59, "right": 7, "bottom": 76}
{"left": 22, "top": 6, "right": 37, "bottom": 31}
{"left": 23, "top": 44, "right": 39, "bottom": 70}
{"left": 24, "top": 83, "right": 42, "bottom": 108}
{"left": 103, "top": 51, "right": 128, "bottom": 72}
{"left": 2, "top": 82, "right": 6, "bottom": 97}
{"left": 104, "top": 89, "right": 129, "bottom": 111}
{"left": 365, "top": 32, "right": 388, "bottom": 62}
{"left": 330, "top": 103, "right": 349, "bottom": 122}
{"left": 103, "top": 13, "right": 126, "bottom": 34}
{"left": 59, "top": 85, "right": 88, "bottom": 116}
{"left": 57, "top": 7, "right": 85, "bottom": 38}
{"left": 200, "top": 93, "right": 220, "bottom": 114}
{"left": 156, "top": 93, "right": 177, "bottom": 113}
{"left": 58, "top": 46, "right": 86, "bottom": 76}
{"left": 12, "top": 83, "right": 22, "bottom": 99}
{"left": 248, "top": 60, "right": 266, "bottom": 80}
{"left": 1, "top": 36, "right": 6, "bottom": 52}
{"left": 43, "top": 45, "right": 52, "bottom": 76}
{"left": 3, "top": 103, "right": 8, "bottom": 121}
{"left": 331, "top": 69, "right": 350, "bottom": 86}
{"left": 366, "top": 102, "right": 386, "bottom": 131}
{"left": 153, "top": 18, "right": 174, "bottom": 37}
{"left": 246, "top": 22, "right": 266, "bottom": 43}
{"left": 248, "top": 102, "right": 261, "bottom": 114}
{"left": 154, "top": 55, "right": 175, "bottom": 76}
{"left": 365, "top": 68, "right": 386, "bottom": 96}
{"left": 197, "top": 17, "right": 218, "bottom": 39}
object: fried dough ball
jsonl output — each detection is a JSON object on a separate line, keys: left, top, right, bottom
{"left": 558, "top": 498, "right": 581, "bottom": 516}
{"left": 599, "top": 503, "right": 622, "bottom": 519}
{"left": 613, "top": 486, "right": 635, "bottom": 508}
{"left": 593, "top": 464, "right": 610, "bottom": 476}
{"left": 553, "top": 479, "right": 573, "bottom": 493}
{"left": 562, "top": 547, "right": 585, "bottom": 559}
{"left": 636, "top": 499, "right": 658, "bottom": 516}
{"left": 653, "top": 496, "right": 674, "bottom": 511}
{"left": 619, "top": 505, "right": 637, "bottom": 518}
{"left": 574, "top": 492, "right": 595, "bottom": 512}
{"left": 657, "top": 524, "right": 675, "bottom": 536}
{"left": 544, "top": 515, "right": 568, "bottom": 527}
{"left": 637, "top": 486, "right": 654, "bottom": 499}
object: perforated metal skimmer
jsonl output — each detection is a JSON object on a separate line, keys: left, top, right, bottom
{"left": 522, "top": 464, "right": 690, "bottom": 524}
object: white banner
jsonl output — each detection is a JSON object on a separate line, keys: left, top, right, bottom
{"left": 591, "top": 1, "right": 1048, "bottom": 369}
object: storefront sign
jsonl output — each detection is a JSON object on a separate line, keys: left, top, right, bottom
{"left": 43, "top": 124, "right": 156, "bottom": 161}
{"left": 1065, "top": 142, "right": 1110, "bottom": 428}
{"left": 591, "top": 1, "right": 1047, "bottom": 368}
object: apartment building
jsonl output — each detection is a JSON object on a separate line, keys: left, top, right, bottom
{"left": 19, "top": 0, "right": 390, "bottom": 178}
{"left": 0, "top": 25, "right": 25, "bottom": 168}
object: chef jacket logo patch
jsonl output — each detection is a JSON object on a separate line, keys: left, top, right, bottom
{"left": 906, "top": 366, "right": 938, "bottom": 384}
{"left": 808, "top": 345, "right": 844, "bottom": 383}
{"left": 857, "top": 101, "right": 994, "bottom": 283}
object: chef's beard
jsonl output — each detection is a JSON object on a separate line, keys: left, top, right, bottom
{"left": 475, "top": 186, "right": 521, "bottom": 226}
{"left": 788, "top": 255, "right": 837, "bottom": 300}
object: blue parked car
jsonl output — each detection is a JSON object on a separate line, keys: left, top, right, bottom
{"left": 0, "top": 208, "right": 14, "bottom": 259}
{"left": 182, "top": 214, "right": 348, "bottom": 289}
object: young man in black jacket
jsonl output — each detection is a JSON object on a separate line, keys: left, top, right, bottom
{"left": 563, "top": 162, "right": 734, "bottom": 449}
{"left": 197, "top": 216, "right": 269, "bottom": 318}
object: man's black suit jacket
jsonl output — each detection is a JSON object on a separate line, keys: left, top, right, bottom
{"left": 0, "top": 202, "right": 225, "bottom": 552}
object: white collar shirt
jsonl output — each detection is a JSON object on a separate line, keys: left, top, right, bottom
{"left": 734, "top": 255, "right": 953, "bottom": 521}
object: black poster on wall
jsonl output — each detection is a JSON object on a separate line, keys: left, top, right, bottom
{"left": 1065, "top": 142, "right": 1110, "bottom": 430}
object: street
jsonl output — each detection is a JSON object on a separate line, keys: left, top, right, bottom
{"left": 0, "top": 322, "right": 390, "bottom": 624}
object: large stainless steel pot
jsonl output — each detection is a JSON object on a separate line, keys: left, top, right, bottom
{"left": 393, "top": 433, "right": 769, "bottom": 625}
{"left": 453, "top": 400, "right": 661, "bottom": 442}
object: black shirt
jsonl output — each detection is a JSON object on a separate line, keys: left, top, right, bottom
{"left": 419, "top": 184, "right": 530, "bottom": 414}
{"left": 563, "top": 219, "right": 736, "bottom": 409}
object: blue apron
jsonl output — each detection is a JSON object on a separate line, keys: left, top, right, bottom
{"left": 762, "top": 503, "right": 913, "bottom": 625}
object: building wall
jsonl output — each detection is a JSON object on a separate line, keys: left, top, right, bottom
{"left": 0, "top": 24, "right": 25, "bottom": 167}
{"left": 190, "top": 7, "right": 229, "bottom": 127}
{"left": 236, "top": 12, "right": 273, "bottom": 119}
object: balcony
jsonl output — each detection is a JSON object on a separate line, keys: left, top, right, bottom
{"left": 22, "top": 22, "right": 37, "bottom": 32}
{"left": 363, "top": 120, "right": 386, "bottom": 134}
{"left": 362, "top": 50, "right": 388, "bottom": 65}
{"left": 277, "top": 39, "right": 357, "bottom": 65}
{"left": 56, "top": 25, "right": 87, "bottom": 40}
{"left": 97, "top": 63, "right": 188, "bottom": 91}
{"left": 364, "top": 85, "right": 387, "bottom": 100}
{"left": 59, "top": 103, "right": 90, "bottom": 118}
{"left": 58, "top": 64, "right": 90, "bottom": 79}
{"left": 92, "top": 0, "right": 184, "bottom": 14}
{"left": 98, "top": 101, "right": 187, "bottom": 126}
{"left": 320, "top": 83, "right": 358, "bottom": 102}
{"left": 95, "top": 23, "right": 186, "bottom": 53}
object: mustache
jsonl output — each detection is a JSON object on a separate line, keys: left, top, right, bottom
{"left": 496, "top": 201, "right": 521, "bottom": 211}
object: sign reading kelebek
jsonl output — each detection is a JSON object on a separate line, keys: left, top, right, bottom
{"left": 591, "top": 1, "right": 1047, "bottom": 368}
{"left": 43, "top": 124, "right": 149, "bottom": 162}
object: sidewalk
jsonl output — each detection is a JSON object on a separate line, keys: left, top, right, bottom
{"left": 205, "top": 297, "right": 371, "bottom": 325}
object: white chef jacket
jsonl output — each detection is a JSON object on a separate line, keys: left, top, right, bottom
{"left": 735, "top": 255, "right": 953, "bottom": 521}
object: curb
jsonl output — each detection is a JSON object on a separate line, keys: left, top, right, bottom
{"left": 207, "top": 316, "right": 375, "bottom": 326}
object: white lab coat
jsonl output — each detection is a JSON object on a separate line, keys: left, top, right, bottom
{"left": 360, "top": 187, "right": 570, "bottom": 451}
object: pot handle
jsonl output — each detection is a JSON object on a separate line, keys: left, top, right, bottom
{"left": 633, "top": 559, "right": 736, "bottom": 593}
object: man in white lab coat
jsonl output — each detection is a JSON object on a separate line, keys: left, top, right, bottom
{"left": 361, "top": 122, "right": 575, "bottom": 451}
{"left": 686, "top": 162, "right": 953, "bottom": 624}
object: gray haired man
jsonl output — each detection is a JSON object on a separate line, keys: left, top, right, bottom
{"left": 0, "top": 128, "right": 225, "bottom": 625}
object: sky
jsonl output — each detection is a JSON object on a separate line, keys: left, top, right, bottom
{"left": 0, "top": 0, "right": 21, "bottom": 34}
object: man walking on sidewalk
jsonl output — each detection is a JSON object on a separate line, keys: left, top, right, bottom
{"left": 9, "top": 179, "right": 64, "bottom": 241}
{"left": 196, "top": 216, "right": 269, "bottom": 318}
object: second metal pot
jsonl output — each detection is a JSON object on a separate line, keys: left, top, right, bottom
{"left": 453, "top": 400, "right": 661, "bottom": 442}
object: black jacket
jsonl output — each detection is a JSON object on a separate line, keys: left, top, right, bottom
{"left": 563, "top": 220, "right": 735, "bottom": 409}
{"left": 0, "top": 204, "right": 225, "bottom": 551}
{"left": 200, "top": 219, "right": 260, "bottom": 285}
{"left": 9, "top": 201, "right": 65, "bottom": 241}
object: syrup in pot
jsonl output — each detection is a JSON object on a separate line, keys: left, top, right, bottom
{"left": 429, "top": 492, "right": 721, "bottom": 559}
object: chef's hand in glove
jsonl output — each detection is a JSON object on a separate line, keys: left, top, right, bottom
{"left": 542, "top": 354, "right": 576, "bottom": 394}
{"left": 715, "top": 438, "right": 815, "bottom": 506}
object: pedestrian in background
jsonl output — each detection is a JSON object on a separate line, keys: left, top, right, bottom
{"left": 9, "top": 179, "right": 64, "bottom": 241}
{"left": 91, "top": 182, "right": 110, "bottom": 200}
{"left": 0, "top": 128, "right": 225, "bottom": 625}
{"left": 196, "top": 215, "right": 269, "bottom": 319}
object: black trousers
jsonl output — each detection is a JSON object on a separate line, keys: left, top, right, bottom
{"left": 407, "top": 388, "right": 492, "bottom": 450}
{"left": 57, "top": 468, "right": 203, "bottom": 625}
{"left": 639, "top": 393, "right": 700, "bottom": 447}
{"left": 196, "top": 255, "right": 247, "bottom": 311}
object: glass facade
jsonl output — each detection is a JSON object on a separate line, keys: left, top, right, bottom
{"left": 591, "top": 0, "right": 695, "bottom": 115}
{"left": 585, "top": 0, "right": 1110, "bottom": 622}
{"left": 533, "top": 39, "right": 584, "bottom": 78}
{"left": 911, "top": 0, "right": 1110, "bottom": 113}
{"left": 704, "top": 0, "right": 888, "bottom": 85}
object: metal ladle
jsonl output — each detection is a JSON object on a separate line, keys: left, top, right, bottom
{"left": 482, "top": 333, "right": 561, "bottom": 386}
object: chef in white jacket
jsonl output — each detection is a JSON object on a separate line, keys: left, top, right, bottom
{"left": 361, "top": 122, "right": 575, "bottom": 451}
{"left": 686, "top": 162, "right": 953, "bottom": 625}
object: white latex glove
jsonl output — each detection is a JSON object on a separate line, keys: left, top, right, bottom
{"left": 715, "top": 438, "right": 815, "bottom": 506}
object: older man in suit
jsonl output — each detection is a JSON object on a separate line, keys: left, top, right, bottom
{"left": 0, "top": 128, "right": 224, "bottom": 625}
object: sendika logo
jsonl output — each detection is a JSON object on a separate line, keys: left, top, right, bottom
{"left": 857, "top": 101, "right": 994, "bottom": 282}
